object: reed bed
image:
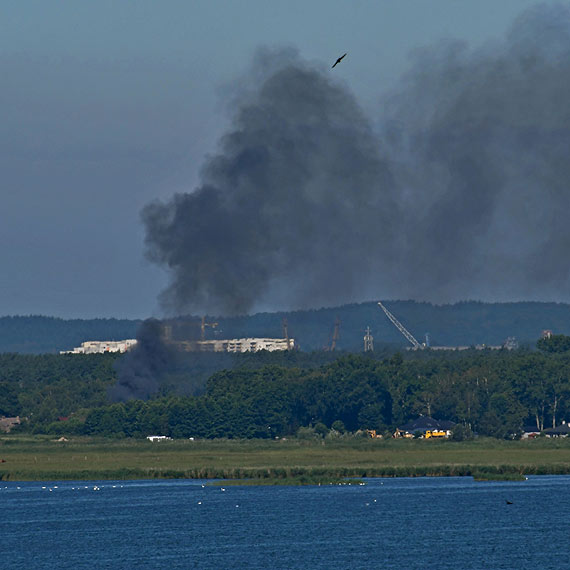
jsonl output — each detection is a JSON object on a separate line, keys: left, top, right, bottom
{"left": 1, "top": 436, "right": 570, "bottom": 481}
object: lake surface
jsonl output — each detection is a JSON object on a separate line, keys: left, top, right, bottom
{"left": 1, "top": 476, "right": 569, "bottom": 569}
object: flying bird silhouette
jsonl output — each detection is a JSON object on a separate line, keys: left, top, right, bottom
{"left": 332, "top": 53, "right": 347, "bottom": 68}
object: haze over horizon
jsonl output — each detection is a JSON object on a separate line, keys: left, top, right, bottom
{"left": 3, "top": 1, "right": 568, "bottom": 319}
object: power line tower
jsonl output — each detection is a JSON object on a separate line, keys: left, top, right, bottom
{"left": 363, "top": 326, "right": 374, "bottom": 352}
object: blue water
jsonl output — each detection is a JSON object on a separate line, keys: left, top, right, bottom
{"left": 1, "top": 476, "right": 569, "bottom": 569}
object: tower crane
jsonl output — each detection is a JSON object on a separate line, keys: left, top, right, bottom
{"left": 330, "top": 317, "right": 341, "bottom": 351}
{"left": 324, "top": 317, "right": 341, "bottom": 351}
{"left": 377, "top": 301, "right": 424, "bottom": 350}
{"left": 200, "top": 316, "right": 218, "bottom": 341}
{"left": 282, "top": 317, "right": 291, "bottom": 350}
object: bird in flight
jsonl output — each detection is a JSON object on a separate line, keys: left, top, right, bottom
{"left": 332, "top": 53, "right": 347, "bottom": 68}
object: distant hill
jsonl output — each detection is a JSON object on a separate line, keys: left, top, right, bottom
{"left": 1, "top": 301, "right": 568, "bottom": 353}
{"left": 214, "top": 300, "right": 570, "bottom": 351}
{"left": 0, "top": 316, "right": 141, "bottom": 354}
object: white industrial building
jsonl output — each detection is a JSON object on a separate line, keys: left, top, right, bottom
{"left": 171, "top": 337, "right": 295, "bottom": 353}
{"left": 61, "top": 339, "right": 138, "bottom": 354}
{"left": 62, "top": 337, "right": 293, "bottom": 355}
{"left": 199, "top": 337, "right": 295, "bottom": 353}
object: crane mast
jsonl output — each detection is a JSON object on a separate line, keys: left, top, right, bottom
{"left": 330, "top": 317, "right": 340, "bottom": 351}
{"left": 377, "top": 301, "right": 423, "bottom": 350}
{"left": 323, "top": 317, "right": 341, "bottom": 351}
{"left": 200, "top": 316, "right": 218, "bottom": 341}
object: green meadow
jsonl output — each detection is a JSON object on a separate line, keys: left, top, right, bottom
{"left": 2, "top": 436, "right": 570, "bottom": 482}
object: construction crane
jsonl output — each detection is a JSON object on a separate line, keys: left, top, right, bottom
{"left": 377, "top": 301, "right": 424, "bottom": 350}
{"left": 282, "top": 317, "right": 291, "bottom": 350}
{"left": 200, "top": 316, "right": 218, "bottom": 341}
{"left": 324, "top": 317, "right": 341, "bottom": 351}
{"left": 330, "top": 318, "right": 340, "bottom": 351}
{"left": 282, "top": 318, "right": 289, "bottom": 343}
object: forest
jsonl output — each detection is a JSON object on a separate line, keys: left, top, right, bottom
{"left": 1, "top": 334, "right": 570, "bottom": 440}
{"left": 0, "top": 316, "right": 140, "bottom": 354}
{"left": 4, "top": 300, "right": 570, "bottom": 353}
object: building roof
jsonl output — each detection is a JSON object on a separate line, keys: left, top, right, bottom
{"left": 0, "top": 416, "right": 21, "bottom": 432}
{"left": 544, "top": 423, "right": 570, "bottom": 435}
{"left": 399, "top": 416, "right": 455, "bottom": 433}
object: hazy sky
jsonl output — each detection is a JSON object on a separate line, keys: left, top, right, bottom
{"left": 1, "top": 0, "right": 546, "bottom": 318}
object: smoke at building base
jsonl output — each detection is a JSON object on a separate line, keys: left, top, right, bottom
{"left": 111, "top": 319, "right": 172, "bottom": 401}
{"left": 112, "top": 317, "right": 235, "bottom": 402}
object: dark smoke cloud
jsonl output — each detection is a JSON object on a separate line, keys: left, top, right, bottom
{"left": 383, "top": 3, "right": 570, "bottom": 302}
{"left": 144, "top": 4, "right": 570, "bottom": 317}
{"left": 142, "top": 47, "right": 400, "bottom": 315}
{"left": 112, "top": 317, "right": 236, "bottom": 401}
{"left": 111, "top": 319, "right": 172, "bottom": 401}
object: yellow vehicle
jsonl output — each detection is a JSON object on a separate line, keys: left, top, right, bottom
{"left": 366, "top": 429, "right": 383, "bottom": 439}
{"left": 424, "top": 430, "right": 447, "bottom": 439}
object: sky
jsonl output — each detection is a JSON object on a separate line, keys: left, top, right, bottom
{"left": 0, "top": 0, "right": 556, "bottom": 318}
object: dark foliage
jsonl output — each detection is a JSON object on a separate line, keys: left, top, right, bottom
{"left": 3, "top": 336, "right": 570, "bottom": 440}
{"left": 0, "top": 353, "right": 118, "bottom": 427}
{"left": 81, "top": 348, "right": 570, "bottom": 440}
{"left": 537, "top": 334, "right": 570, "bottom": 353}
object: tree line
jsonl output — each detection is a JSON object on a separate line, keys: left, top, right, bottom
{"left": 80, "top": 349, "right": 570, "bottom": 439}
{"left": 2, "top": 335, "right": 570, "bottom": 439}
{"left": 0, "top": 316, "right": 140, "bottom": 354}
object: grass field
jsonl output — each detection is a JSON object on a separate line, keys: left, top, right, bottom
{"left": 1, "top": 436, "right": 570, "bottom": 482}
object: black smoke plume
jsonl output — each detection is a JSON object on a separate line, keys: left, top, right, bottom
{"left": 111, "top": 319, "right": 172, "bottom": 401}
{"left": 117, "top": 4, "right": 570, "bottom": 401}
{"left": 382, "top": 3, "right": 570, "bottom": 302}
{"left": 112, "top": 317, "right": 235, "bottom": 401}
{"left": 144, "top": 6, "right": 570, "bottom": 315}
{"left": 142, "top": 47, "right": 400, "bottom": 316}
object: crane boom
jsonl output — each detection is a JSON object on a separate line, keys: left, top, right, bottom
{"left": 378, "top": 301, "right": 422, "bottom": 350}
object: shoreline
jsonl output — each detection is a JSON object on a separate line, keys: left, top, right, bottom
{"left": 2, "top": 436, "right": 570, "bottom": 482}
{"left": 0, "top": 466, "right": 561, "bottom": 483}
